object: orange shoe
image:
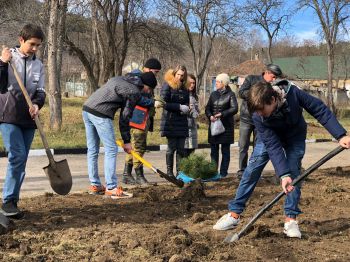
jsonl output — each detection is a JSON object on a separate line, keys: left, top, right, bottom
{"left": 105, "top": 186, "right": 133, "bottom": 199}
{"left": 88, "top": 185, "right": 106, "bottom": 195}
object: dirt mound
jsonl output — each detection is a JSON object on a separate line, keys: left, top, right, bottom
{"left": 0, "top": 167, "right": 349, "bottom": 261}
{"left": 178, "top": 179, "right": 206, "bottom": 201}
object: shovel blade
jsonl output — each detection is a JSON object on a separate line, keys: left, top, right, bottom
{"left": 43, "top": 159, "right": 72, "bottom": 195}
{"left": 0, "top": 213, "right": 10, "bottom": 233}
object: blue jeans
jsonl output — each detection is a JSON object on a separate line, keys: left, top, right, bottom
{"left": 228, "top": 140, "right": 305, "bottom": 217}
{"left": 82, "top": 111, "right": 118, "bottom": 190}
{"left": 210, "top": 143, "right": 231, "bottom": 177}
{"left": 0, "top": 123, "right": 35, "bottom": 203}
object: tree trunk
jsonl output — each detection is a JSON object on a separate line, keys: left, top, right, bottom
{"left": 267, "top": 36, "right": 273, "bottom": 63}
{"left": 56, "top": 0, "right": 67, "bottom": 90}
{"left": 326, "top": 45, "right": 336, "bottom": 114}
{"left": 47, "top": 0, "right": 62, "bottom": 130}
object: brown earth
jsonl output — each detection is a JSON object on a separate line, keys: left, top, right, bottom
{"left": 0, "top": 166, "right": 350, "bottom": 261}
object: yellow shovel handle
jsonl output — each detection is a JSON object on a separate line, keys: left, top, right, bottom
{"left": 116, "top": 139, "right": 154, "bottom": 170}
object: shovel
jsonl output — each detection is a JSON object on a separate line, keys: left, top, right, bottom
{"left": 117, "top": 140, "right": 184, "bottom": 188}
{"left": 9, "top": 61, "right": 72, "bottom": 195}
{"left": 0, "top": 213, "right": 10, "bottom": 232}
{"left": 224, "top": 145, "right": 345, "bottom": 243}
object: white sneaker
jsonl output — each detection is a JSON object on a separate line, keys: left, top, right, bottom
{"left": 284, "top": 220, "right": 302, "bottom": 238}
{"left": 213, "top": 213, "right": 240, "bottom": 230}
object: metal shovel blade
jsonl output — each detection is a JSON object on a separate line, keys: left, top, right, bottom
{"left": 0, "top": 213, "right": 10, "bottom": 232}
{"left": 43, "top": 159, "right": 72, "bottom": 195}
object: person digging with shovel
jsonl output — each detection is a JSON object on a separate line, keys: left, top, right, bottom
{"left": 0, "top": 24, "right": 46, "bottom": 219}
{"left": 82, "top": 72, "right": 157, "bottom": 199}
{"left": 213, "top": 80, "right": 350, "bottom": 238}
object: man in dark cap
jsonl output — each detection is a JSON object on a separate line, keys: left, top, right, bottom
{"left": 82, "top": 72, "right": 157, "bottom": 197}
{"left": 236, "top": 64, "right": 283, "bottom": 179}
{"left": 144, "top": 58, "right": 162, "bottom": 75}
{"left": 122, "top": 58, "right": 162, "bottom": 185}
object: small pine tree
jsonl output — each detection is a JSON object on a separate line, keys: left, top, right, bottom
{"left": 179, "top": 153, "right": 217, "bottom": 179}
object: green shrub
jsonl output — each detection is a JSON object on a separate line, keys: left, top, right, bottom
{"left": 179, "top": 153, "right": 217, "bottom": 179}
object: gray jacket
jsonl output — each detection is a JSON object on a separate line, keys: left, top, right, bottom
{"left": 83, "top": 75, "right": 142, "bottom": 143}
{"left": 0, "top": 48, "right": 46, "bottom": 128}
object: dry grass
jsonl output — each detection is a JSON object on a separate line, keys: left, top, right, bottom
{"left": 0, "top": 97, "right": 349, "bottom": 149}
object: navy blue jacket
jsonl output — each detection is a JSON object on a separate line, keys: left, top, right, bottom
{"left": 160, "top": 70, "right": 189, "bottom": 138}
{"left": 253, "top": 82, "right": 347, "bottom": 178}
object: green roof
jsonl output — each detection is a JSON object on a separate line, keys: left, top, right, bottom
{"left": 274, "top": 56, "right": 350, "bottom": 80}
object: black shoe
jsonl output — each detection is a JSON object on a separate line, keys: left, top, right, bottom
{"left": 135, "top": 167, "right": 149, "bottom": 185}
{"left": 1, "top": 201, "right": 24, "bottom": 219}
{"left": 236, "top": 170, "right": 244, "bottom": 179}
{"left": 122, "top": 163, "right": 136, "bottom": 185}
{"left": 122, "top": 174, "right": 137, "bottom": 185}
{"left": 166, "top": 153, "right": 175, "bottom": 178}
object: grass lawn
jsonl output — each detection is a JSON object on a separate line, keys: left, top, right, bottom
{"left": 0, "top": 97, "right": 349, "bottom": 150}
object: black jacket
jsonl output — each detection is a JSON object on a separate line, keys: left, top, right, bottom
{"left": 160, "top": 70, "right": 189, "bottom": 138}
{"left": 83, "top": 75, "right": 142, "bottom": 143}
{"left": 205, "top": 86, "right": 238, "bottom": 144}
{"left": 238, "top": 74, "right": 265, "bottom": 125}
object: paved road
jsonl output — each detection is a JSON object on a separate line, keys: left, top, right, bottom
{"left": 0, "top": 142, "right": 349, "bottom": 198}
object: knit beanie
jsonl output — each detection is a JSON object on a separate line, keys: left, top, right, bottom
{"left": 140, "top": 72, "right": 158, "bottom": 89}
{"left": 144, "top": 58, "right": 162, "bottom": 70}
{"left": 215, "top": 73, "right": 230, "bottom": 86}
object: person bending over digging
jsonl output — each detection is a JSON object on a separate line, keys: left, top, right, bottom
{"left": 0, "top": 24, "right": 46, "bottom": 219}
{"left": 82, "top": 72, "right": 157, "bottom": 198}
{"left": 213, "top": 80, "right": 350, "bottom": 238}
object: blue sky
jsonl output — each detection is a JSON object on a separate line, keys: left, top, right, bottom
{"left": 288, "top": 6, "right": 320, "bottom": 42}
{"left": 285, "top": 3, "right": 349, "bottom": 43}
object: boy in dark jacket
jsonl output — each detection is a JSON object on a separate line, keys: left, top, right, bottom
{"left": 213, "top": 80, "right": 350, "bottom": 238}
{"left": 82, "top": 72, "right": 157, "bottom": 198}
{"left": 122, "top": 58, "right": 161, "bottom": 185}
{"left": 0, "top": 24, "right": 46, "bottom": 218}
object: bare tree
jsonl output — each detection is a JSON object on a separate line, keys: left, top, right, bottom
{"left": 243, "top": 0, "right": 290, "bottom": 63}
{"left": 158, "top": 0, "right": 240, "bottom": 91}
{"left": 47, "top": 0, "right": 67, "bottom": 130}
{"left": 65, "top": 0, "right": 147, "bottom": 90}
{"left": 298, "top": 0, "right": 350, "bottom": 113}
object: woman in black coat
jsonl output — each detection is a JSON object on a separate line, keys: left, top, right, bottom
{"left": 159, "top": 65, "right": 190, "bottom": 177}
{"left": 205, "top": 73, "right": 238, "bottom": 177}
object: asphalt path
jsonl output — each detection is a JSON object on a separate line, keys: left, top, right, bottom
{"left": 0, "top": 142, "right": 349, "bottom": 198}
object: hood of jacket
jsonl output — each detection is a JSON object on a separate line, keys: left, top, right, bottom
{"left": 164, "top": 69, "right": 188, "bottom": 90}
{"left": 123, "top": 73, "right": 143, "bottom": 89}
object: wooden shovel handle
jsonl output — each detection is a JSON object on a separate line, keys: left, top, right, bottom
{"left": 8, "top": 61, "right": 55, "bottom": 166}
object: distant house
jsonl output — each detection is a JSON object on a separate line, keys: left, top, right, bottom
{"left": 274, "top": 56, "right": 350, "bottom": 102}
{"left": 273, "top": 56, "right": 350, "bottom": 87}
{"left": 230, "top": 59, "right": 266, "bottom": 86}
{"left": 229, "top": 56, "right": 350, "bottom": 103}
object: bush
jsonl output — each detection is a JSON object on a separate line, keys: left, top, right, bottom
{"left": 179, "top": 153, "right": 217, "bottom": 179}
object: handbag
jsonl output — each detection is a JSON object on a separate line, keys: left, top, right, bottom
{"left": 210, "top": 119, "right": 225, "bottom": 136}
{"left": 129, "top": 105, "right": 149, "bottom": 130}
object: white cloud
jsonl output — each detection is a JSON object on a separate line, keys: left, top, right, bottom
{"left": 295, "top": 30, "right": 319, "bottom": 41}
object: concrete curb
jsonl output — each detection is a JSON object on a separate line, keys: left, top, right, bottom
{"left": 0, "top": 139, "right": 336, "bottom": 158}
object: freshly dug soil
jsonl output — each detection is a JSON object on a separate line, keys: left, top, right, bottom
{"left": 0, "top": 166, "right": 350, "bottom": 261}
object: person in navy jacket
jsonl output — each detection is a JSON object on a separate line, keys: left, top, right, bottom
{"left": 213, "top": 79, "right": 350, "bottom": 238}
